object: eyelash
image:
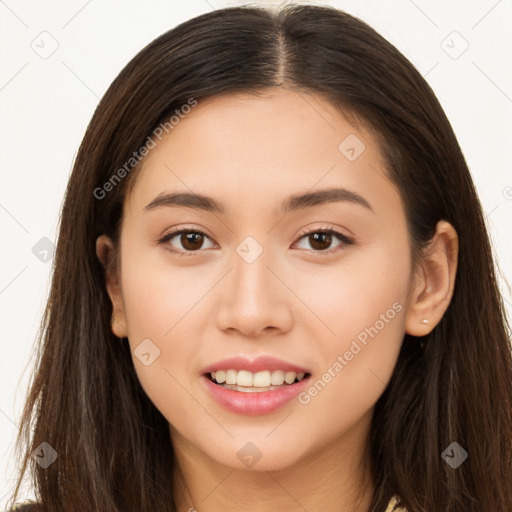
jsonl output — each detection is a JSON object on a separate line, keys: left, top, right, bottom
{"left": 157, "top": 225, "right": 355, "bottom": 257}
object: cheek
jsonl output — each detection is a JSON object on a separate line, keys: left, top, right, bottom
{"left": 119, "top": 230, "right": 216, "bottom": 347}
{"left": 118, "top": 257, "right": 212, "bottom": 435}
{"left": 291, "top": 242, "right": 409, "bottom": 417}
{"left": 294, "top": 239, "right": 409, "bottom": 351}
{"left": 117, "top": 241, "right": 212, "bottom": 414}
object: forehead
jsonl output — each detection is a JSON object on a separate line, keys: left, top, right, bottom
{"left": 125, "top": 88, "right": 399, "bottom": 218}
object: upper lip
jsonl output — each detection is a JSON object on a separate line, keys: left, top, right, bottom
{"left": 201, "top": 356, "right": 310, "bottom": 375}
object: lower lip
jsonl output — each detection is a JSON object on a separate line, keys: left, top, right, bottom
{"left": 201, "top": 375, "right": 310, "bottom": 416}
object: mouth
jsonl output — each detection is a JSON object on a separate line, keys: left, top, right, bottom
{"left": 200, "top": 355, "right": 312, "bottom": 415}
{"left": 205, "top": 369, "right": 311, "bottom": 393}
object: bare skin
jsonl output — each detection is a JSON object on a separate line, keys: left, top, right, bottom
{"left": 96, "top": 88, "right": 458, "bottom": 511}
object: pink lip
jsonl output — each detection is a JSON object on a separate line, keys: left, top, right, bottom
{"left": 200, "top": 356, "right": 311, "bottom": 416}
{"left": 200, "top": 374, "right": 311, "bottom": 416}
{"left": 201, "top": 355, "right": 310, "bottom": 375}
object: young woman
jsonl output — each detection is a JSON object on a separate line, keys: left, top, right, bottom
{"left": 7, "top": 4, "right": 512, "bottom": 512}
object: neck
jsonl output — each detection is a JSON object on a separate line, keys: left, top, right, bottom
{"left": 171, "top": 411, "right": 374, "bottom": 512}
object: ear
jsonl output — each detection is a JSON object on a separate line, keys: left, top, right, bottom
{"left": 405, "top": 220, "right": 459, "bottom": 336}
{"left": 96, "top": 234, "right": 128, "bottom": 339}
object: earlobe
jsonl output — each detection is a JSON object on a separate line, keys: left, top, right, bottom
{"left": 96, "top": 235, "right": 128, "bottom": 339}
{"left": 405, "top": 220, "right": 459, "bottom": 337}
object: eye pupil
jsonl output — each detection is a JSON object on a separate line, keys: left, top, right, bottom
{"left": 182, "top": 232, "right": 203, "bottom": 250}
{"left": 310, "top": 232, "right": 332, "bottom": 251}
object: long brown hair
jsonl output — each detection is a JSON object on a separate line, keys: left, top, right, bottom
{"left": 8, "top": 4, "right": 512, "bottom": 511}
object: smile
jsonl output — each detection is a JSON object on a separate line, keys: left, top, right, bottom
{"left": 208, "top": 369, "right": 309, "bottom": 392}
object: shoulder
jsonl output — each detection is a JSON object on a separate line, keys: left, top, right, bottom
{"left": 5, "top": 503, "right": 44, "bottom": 512}
{"left": 385, "top": 496, "right": 408, "bottom": 511}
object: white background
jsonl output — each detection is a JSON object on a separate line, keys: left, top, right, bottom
{"left": 1, "top": 0, "right": 511, "bottom": 506}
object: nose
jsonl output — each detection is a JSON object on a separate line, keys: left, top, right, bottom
{"left": 215, "top": 243, "right": 294, "bottom": 338}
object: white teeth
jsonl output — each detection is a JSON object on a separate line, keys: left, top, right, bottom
{"left": 284, "top": 371, "right": 296, "bottom": 384}
{"left": 209, "top": 369, "right": 308, "bottom": 388}
{"left": 215, "top": 370, "right": 226, "bottom": 383}
{"left": 225, "top": 369, "right": 237, "bottom": 384}
{"left": 271, "top": 370, "right": 284, "bottom": 385}
{"left": 253, "top": 370, "right": 271, "bottom": 387}
{"left": 237, "top": 370, "right": 253, "bottom": 387}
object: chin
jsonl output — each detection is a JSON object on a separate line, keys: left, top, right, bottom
{"left": 207, "top": 440, "right": 310, "bottom": 473}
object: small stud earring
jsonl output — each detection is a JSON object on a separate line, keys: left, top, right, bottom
{"left": 110, "top": 316, "right": 126, "bottom": 341}
{"left": 421, "top": 318, "right": 431, "bottom": 326}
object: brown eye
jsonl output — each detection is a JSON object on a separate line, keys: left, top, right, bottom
{"left": 159, "top": 229, "right": 216, "bottom": 255}
{"left": 294, "top": 228, "right": 354, "bottom": 254}
{"left": 180, "top": 232, "right": 205, "bottom": 251}
{"left": 308, "top": 232, "right": 333, "bottom": 251}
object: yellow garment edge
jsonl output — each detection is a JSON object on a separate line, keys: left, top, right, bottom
{"left": 385, "top": 495, "right": 407, "bottom": 511}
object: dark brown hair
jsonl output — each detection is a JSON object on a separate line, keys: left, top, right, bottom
{"left": 8, "top": 4, "right": 512, "bottom": 511}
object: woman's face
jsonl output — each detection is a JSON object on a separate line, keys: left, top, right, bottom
{"left": 102, "top": 88, "right": 416, "bottom": 471}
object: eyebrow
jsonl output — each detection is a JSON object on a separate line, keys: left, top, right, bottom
{"left": 144, "top": 187, "right": 374, "bottom": 215}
